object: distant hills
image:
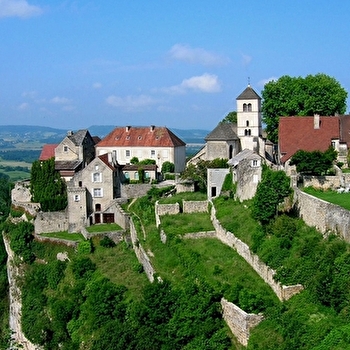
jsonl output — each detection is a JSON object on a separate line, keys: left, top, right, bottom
{"left": 0, "top": 125, "right": 209, "bottom": 150}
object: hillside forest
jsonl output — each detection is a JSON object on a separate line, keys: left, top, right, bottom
{"left": 2, "top": 164, "right": 350, "bottom": 348}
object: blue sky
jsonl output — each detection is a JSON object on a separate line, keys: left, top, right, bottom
{"left": 1, "top": 0, "right": 350, "bottom": 131}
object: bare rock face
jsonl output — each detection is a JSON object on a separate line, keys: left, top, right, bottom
{"left": 3, "top": 235, "right": 39, "bottom": 350}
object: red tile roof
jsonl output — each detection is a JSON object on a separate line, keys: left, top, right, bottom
{"left": 278, "top": 116, "right": 340, "bottom": 163}
{"left": 96, "top": 126, "right": 186, "bottom": 148}
{"left": 39, "top": 144, "right": 58, "bottom": 161}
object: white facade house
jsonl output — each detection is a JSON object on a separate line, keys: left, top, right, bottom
{"left": 95, "top": 126, "right": 186, "bottom": 174}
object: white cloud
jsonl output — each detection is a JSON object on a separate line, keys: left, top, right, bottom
{"left": 62, "top": 105, "right": 75, "bottom": 111}
{"left": 258, "top": 76, "right": 279, "bottom": 87}
{"left": 21, "top": 90, "right": 37, "bottom": 98}
{"left": 106, "top": 94, "right": 158, "bottom": 111}
{"left": 17, "top": 102, "right": 29, "bottom": 110}
{"left": 0, "top": 0, "right": 43, "bottom": 18}
{"left": 93, "top": 82, "right": 102, "bottom": 89}
{"left": 50, "top": 96, "right": 71, "bottom": 104}
{"left": 164, "top": 73, "right": 221, "bottom": 94}
{"left": 169, "top": 44, "right": 229, "bottom": 66}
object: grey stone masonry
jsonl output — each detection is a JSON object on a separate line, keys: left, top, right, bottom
{"left": 221, "top": 298, "right": 264, "bottom": 347}
{"left": 211, "top": 204, "right": 304, "bottom": 301}
{"left": 294, "top": 188, "right": 350, "bottom": 242}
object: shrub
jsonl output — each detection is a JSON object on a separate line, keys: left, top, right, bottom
{"left": 100, "top": 236, "right": 116, "bottom": 248}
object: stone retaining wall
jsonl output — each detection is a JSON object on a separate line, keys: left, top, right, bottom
{"left": 211, "top": 205, "right": 303, "bottom": 301}
{"left": 294, "top": 188, "right": 350, "bottom": 242}
{"left": 182, "top": 200, "right": 208, "bottom": 213}
{"left": 129, "top": 218, "right": 155, "bottom": 282}
{"left": 34, "top": 234, "right": 78, "bottom": 248}
{"left": 34, "top": 210, "right": 69, "bottom": 234}
{"left": 221, "top": 298, "right": 264, "bottom": 347}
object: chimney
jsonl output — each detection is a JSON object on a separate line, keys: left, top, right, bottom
{"left": 314, "top": 114, "right": 320, "bottom": 129}
{"left": 67, "top": 130, "right": 73, "bottom": 136}
{"left": 150, "top": 125, "right": 155, "bottom": 132}
{"left": 126, "top": 126, "right": 131, "bottom": 132}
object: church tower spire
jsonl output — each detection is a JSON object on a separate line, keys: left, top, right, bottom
{"left": 236, "top": 84, "right": 262, "bottom": 151}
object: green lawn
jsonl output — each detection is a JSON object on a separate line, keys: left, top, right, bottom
{"left": 40, "top": 231, "right": 85, "bottom": 241}
{"left": 303, "top": 186, "right": 350, "bottom": 210}
{"left": 86, "top": 223, "right": 123, "bottom": 233}
{"left": 160, "top": 212, "right": 214, "bottom": 235}
{"left": 158, "top": 191, "right": 207, "bottom": 204}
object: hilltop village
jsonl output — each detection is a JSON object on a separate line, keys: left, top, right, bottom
{"left": 6, "top": 83, "right": 350, "bottom": 349}
{"left": 15, "top": 84, "right": 350, "bottom": 234}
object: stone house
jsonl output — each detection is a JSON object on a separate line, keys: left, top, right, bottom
{"left": 228, "top": 149, "right": 263, "bottom": 201}
{"left": 95, "top": 125, "right": 186, "bottom": 174}
{"left": 55, "top": 129, "right": 97, "bottom": 181}
{"left": 66, "top": 153, "right": 122, "bottom": 232}
{"left": 278, "top": 114, "right": 350, "bottom": 174}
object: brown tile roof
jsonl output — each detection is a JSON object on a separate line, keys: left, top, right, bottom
{"left": 39, "top": 144, "right": 58, "bottom": 161}
{"left": 98, "top": 153, "right": 117, "bottom": 171}
{"left": 122, "top": 164, "right": 158, "bottom": 171}
{"left": 339, "top": 115, "right": 350, "bottom": 147}
{"left": 96, "top": 126, "right": 186, "bottom": 148}
{"left": 278, "top": 116, "right": 340, "bottom": 163}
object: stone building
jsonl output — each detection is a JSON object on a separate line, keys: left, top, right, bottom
{"left": 95, "top": 125, "right": 186, "bottom": 174}
{"left": 228, "top": 149, "right": 263, "bottom": 201}
{"left": 278, "top": 114, "right": 350, "bottom": 174}
{"left": 55, "top": 129, "right": 97, "bottom": 181}
{"left": 66, "top": 153, "right": 121, "bottom": 232}
{"left": 188, "top": 84, "right": 271, "bottom": 166}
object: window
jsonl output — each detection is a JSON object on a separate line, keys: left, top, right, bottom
{"left": 134, "top": 172, "right": 139, "bottom": 180}
{"left": 253, "top": 174, "right": 259, "bottom": 183}
{"left": 248, "top": 103, "right": 252, "bottom": 112}
{"left": 74, "top": 194, "right": 80, "bottom": 202}
{"left": 126, "top": 150, "right": 130, "bottom": 158}
{"left": 243, "top": 103, "right": 248, "bottom": 112}
{"left": 124, "top": 172, "right": 129, "bottom": 179}
{"left": 95, "top": 165, "right": 99, "bottom": 170}
{"left": 246, "top": 120, "right": 249, "bottom": 127}
{"left": 251, "top": 159, "right": 259, "bottom": 167}
{"left": 93, "top": 188, "right": 103, "bottom": 197}
{"left": 78, "top": 181, "right": 82, "bottom": 187}
{"left": 151, "top": 150, "right": 155, "bottom": 158}
{"left": 63, "top": 146, "right": 68, "bottom": 152}
{"left": 163, "top": 150, "right": 169, "bottom": 158}
{"left": 93, "top": 172, "right": 102, "bottom": 182}
{"left": 145, "top": 171, "right": 150, "bottom": 179}
{"left": 245, "top": 129, "right": 251, "bottom": 136}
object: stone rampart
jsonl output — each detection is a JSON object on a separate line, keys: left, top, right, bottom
{"left": 302, "top": 175, "right": 343, "bottom": 190}
{"left": 183, "top": 231, "right": 216, "bottom": 239}
{"left": 34, "top": 210, "right": 69, "bottom": 234}
{"left": 183, "top": 200, "right": 208, "bottom": 213}
{"left": 80, "top": 227, "right": 124, "bottom": 243}
{"left": 130, "top": 218, "right": 155, "bottom": 282}
{"left": 113, "top": 202, "right": 130, "bottom": 230}
{"left": 121, "top": 183, "right": 152, "bottom": 199}
{"left": 294, "top": 188, "right": 350, "bottom": 242}
{"left": 34, "top": 234, "right": 78, "bottom": 248}
{"left": 211, "top": 205, "right": 303, "bottom": 301}
{"left": 221, "top": 298, "right": 264, "bottom": 347}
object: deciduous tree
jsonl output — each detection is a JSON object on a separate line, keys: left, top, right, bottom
{"left": 262, "top": 74, "right": 347, "bottom": 143}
